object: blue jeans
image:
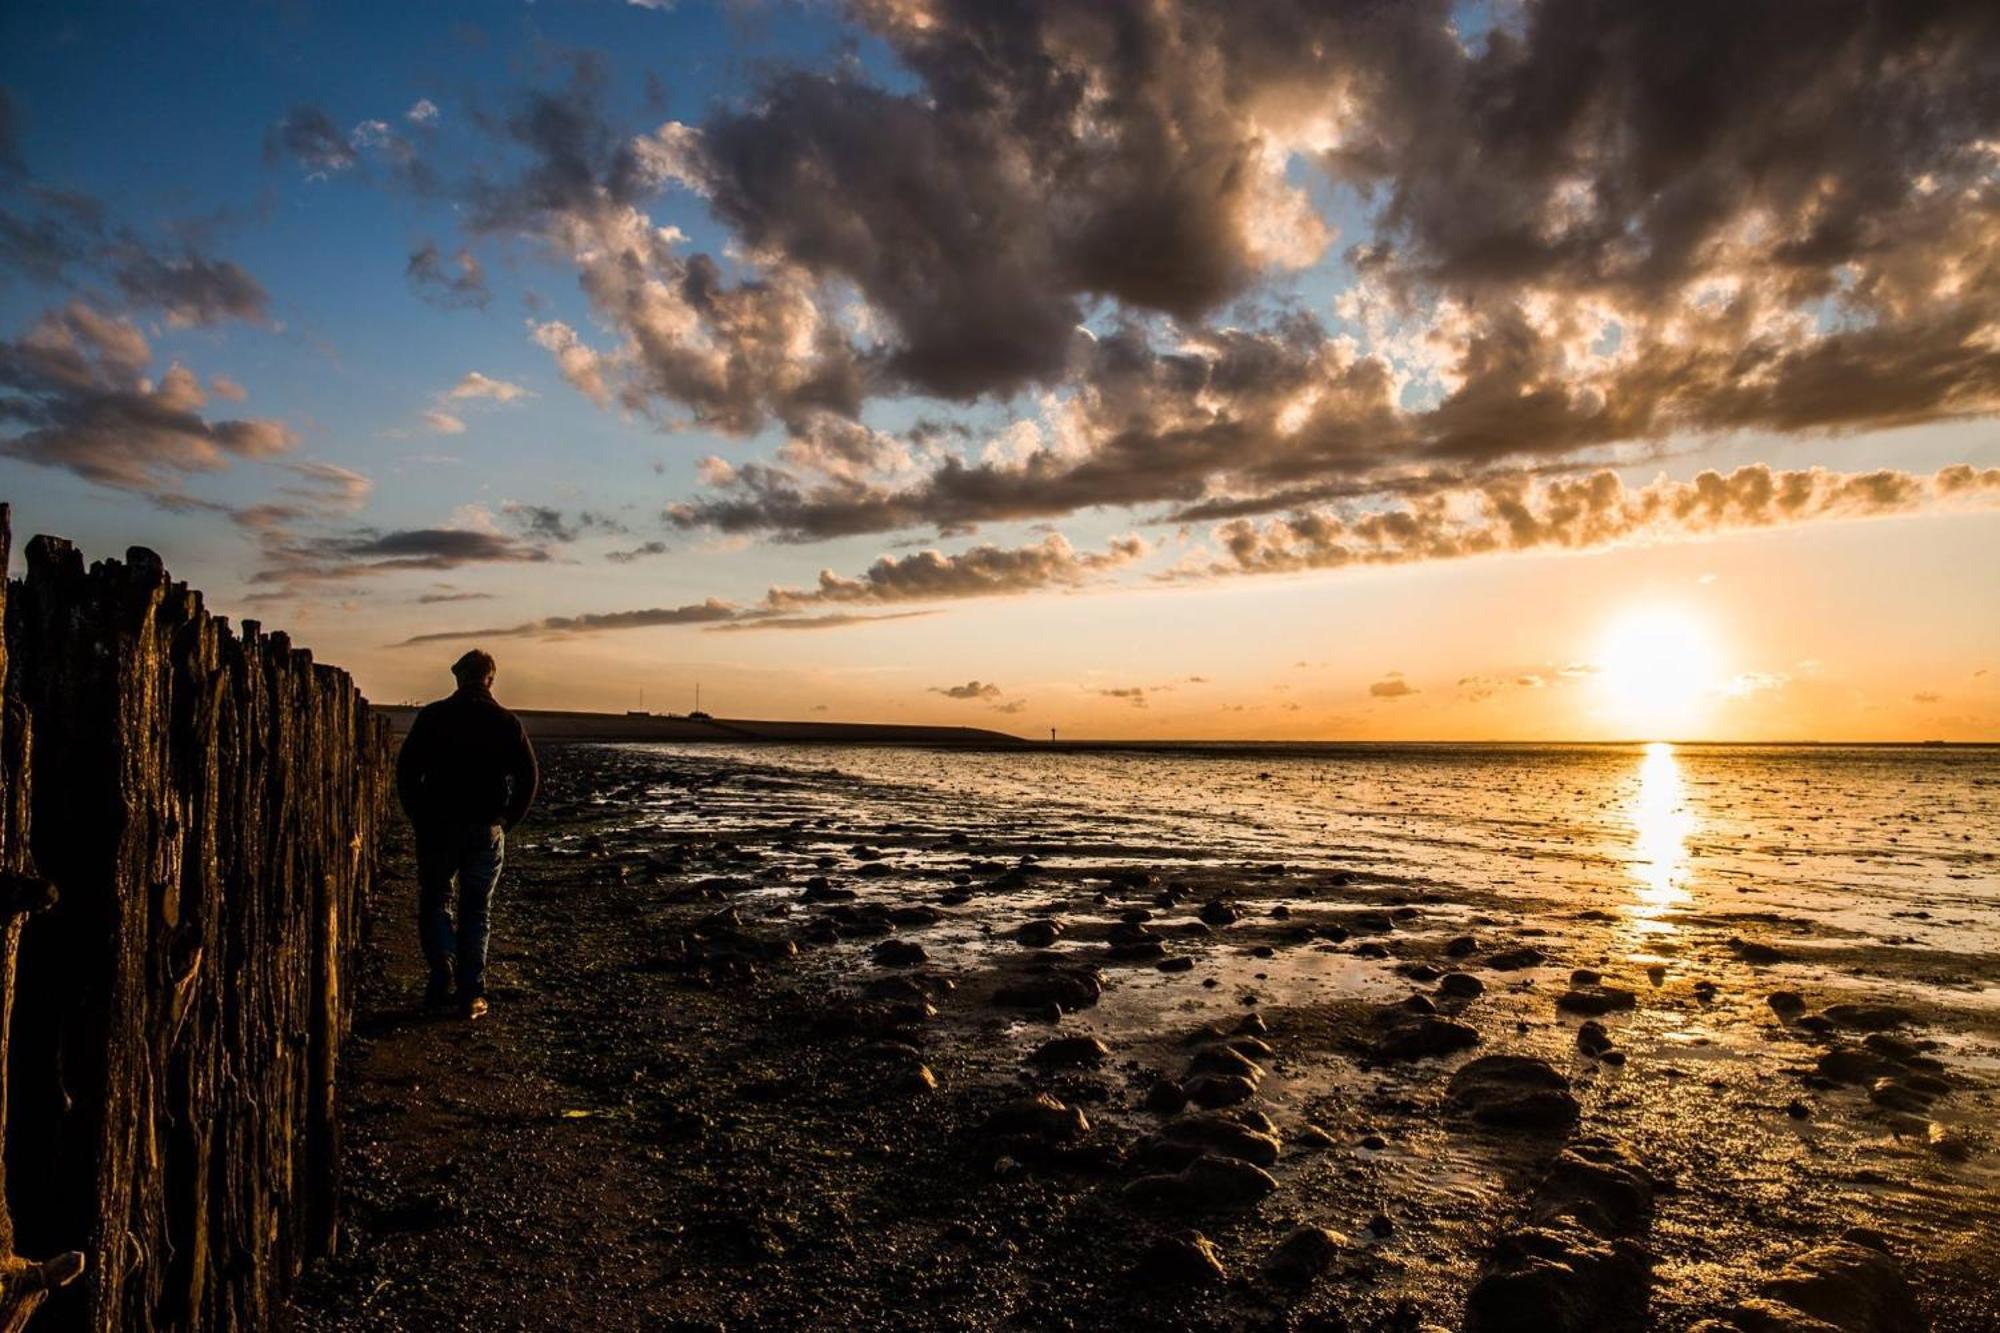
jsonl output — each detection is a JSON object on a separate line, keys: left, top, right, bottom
{"left": 417, "top": 822, "right": 505, "bottom": 997}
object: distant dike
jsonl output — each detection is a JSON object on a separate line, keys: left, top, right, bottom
{"left": 378, "top": 705, "right": 1027, "bottom": 747}
{"left": 0, "top": 504, "right": 393, "bottom": 1332}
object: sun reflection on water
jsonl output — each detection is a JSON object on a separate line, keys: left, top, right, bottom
{"left": 1626, "top": 741, "right": 1694, "bottom": 933}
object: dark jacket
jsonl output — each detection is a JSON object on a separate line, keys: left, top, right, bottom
{"left": 396, "top": 685, "right": 539, "bottom": 832}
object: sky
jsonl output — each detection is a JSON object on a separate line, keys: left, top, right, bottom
{"left": 1, "top": 0, "right": 1996, "bottom": 742}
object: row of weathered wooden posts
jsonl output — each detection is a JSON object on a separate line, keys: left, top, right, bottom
{"left": 0, "top": 503, "right": 392, "bottom": 1332}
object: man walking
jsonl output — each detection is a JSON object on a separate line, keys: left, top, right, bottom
{"left": 396, "top": 649, "right": 538, "bottom": 1020}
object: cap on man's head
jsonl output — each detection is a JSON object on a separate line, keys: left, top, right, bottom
{"left": 451, "top": 649, "right": 497, "bottom": 684}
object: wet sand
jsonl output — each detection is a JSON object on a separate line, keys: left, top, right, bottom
{"left": 291, "top": 742, "right": 2000, "bottom": 1332}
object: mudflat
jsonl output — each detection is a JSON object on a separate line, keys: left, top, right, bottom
{"left": 291, "top": 741, "right": 2000, "bottom": 1332}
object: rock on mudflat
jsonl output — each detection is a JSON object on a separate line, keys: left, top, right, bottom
{"left": 993, "top": 966, "right": 1104, "bottom": 1012}
{"left": 981, "top": 1093, "right": 1089, "bottom": 1144}
{"left": 1152, "top": 1111, "right": 1281, "bottom": 1166}
{"left": 1028, "top": 1034, "right": 1111, "bottom": 1069}
{"left": 1722, "top": 1240, "right": 1928, "bottom": 1333}
{"left": 1556, "top": 984, "right": 1637, "bottom": 1016}
{"left": 1438, "top": 972, "right": 1485, "bottom": 999}
{"left": 871, "top": 938, "right": 928, "bottom": 967}
{"left": 1447, "top": 1055, "right": 1579, "bottom": 1133}
{"left": 1124, "top": 1153, "right": 1278, "bottom": 1212}
{"left": 1132, "top": 1230, "right": 1227, "bottom": 1286}
{"left": 1486, "top": 946, "right": 1546, "bottom": 971}
{"left": 1014, "top": 918, "right": 1063, "bottom": 948}
{"left": 1370, "top": 1010, "right": 1480, "bottom": 1061}
{"left": 1264, "top": 1226, "right": 1345, "bottom": 1284}
{"left": 1822, "top": 1003, "right": 1915, "bottom": 1032}
{"left": 1185, "top": 1074, "right": 1258, "bottom": 1108}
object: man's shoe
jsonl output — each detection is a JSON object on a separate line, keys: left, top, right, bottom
{"left": 461, "top": 995, "right": 489, "bottom": 1021}
{"left": 424, "top": 976, "right": 455, "bottom": 1011}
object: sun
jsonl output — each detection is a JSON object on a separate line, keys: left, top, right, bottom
{"left": 1593, "top": 606, "right": 1722, "bottom": 738}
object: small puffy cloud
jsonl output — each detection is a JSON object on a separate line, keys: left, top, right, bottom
{"left": 447, "top": 370, "right": 530, "bottom": 403}
{"left": 406, "top": 99, "right": 441, "bottom": 125}
{"left": 1369, "top": 673, "right": 1417, "bottom": 699}
{"left": 422, "top": 409, "right": 465, "bottom": 435}
{"left": 1912, "top": 691, "right": 1942, "bottom": 704}
{"left": 208, "top": 374, "right": 248, "bottom": 402}
{"left": 931, "top": 680, "right": 1001, "bottom": 701}
{"left": 1095, "top": 686, "right": 1150, "bottom": 708}
{"left": 766, "top": 532, "right": 1146, "bottom": 608}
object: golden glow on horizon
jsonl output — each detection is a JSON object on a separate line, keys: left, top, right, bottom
{"left": 1594, "top": 606, "right": 1722, "bottom": 739}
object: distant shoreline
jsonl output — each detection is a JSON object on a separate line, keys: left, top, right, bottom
{"left": 375, "top": 706, "right": 1995, "bottom": 751}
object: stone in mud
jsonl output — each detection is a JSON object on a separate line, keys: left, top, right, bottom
{"left": 1816, "top": 1046, "right": 1897, "bottom": 1086}
{"left": 1926, "top": 1122, "right": 1971, "bottom": 1162}
{"left": 1767, "top": 991, "right": 1806, "bottom": 1020}
{"left": 1156, "top": 1112, "right": 1282, "bottom": 1166}
{"left": 1748, "top": 1241, "right": 1927, "bottom": 1333}
{"left": 1868, "top": 1079, "right": 1936, "bottom": 1114}
{"left": 1186, "top": 1044, "right": 1263, "bottom": 1081}
{"left": 981, "top": 1093, "right": 1089, "bottom": 1144}
{"left": 1156, "top": 956, "right": 1195, "bottom": 974}
{"left": 1015, "top": 918, "right": 1063, "bottom": 948}
{"left": 1575, "top": 1021, "right": 1615, "bottom": 1058}
{"left": 1486, "top": 946, "right": 1546, "bottom": 971}
{"left": 1144, "top": 1079, "right": 1188, "bottom": 1115}
{"left": 1132, "top": 1230, "right": 1227, "bottom": 1286}
{"left": 1537, "top": 1140, "right": 1654, "bottom": 1237}
{"left": 889, "top": 905, "right": 943, "bottom": 927}
{"left": 993, "top": 966, "right": 1103, "bottom": 1012}
{"left": 1185, "top": 1074, "right": 1258, "bottom": 1108}
{"left": 1556, "top": 985, "right": 1637, "bottom": 1015}
{"left": 1124, "top": 1153, "right": 1278, "bottom": 1212}
{"left": 1861, "top": 1032, "right": 1933, "bottom": 1066}
{"left": 1291, "top": 1123, "right": 1336, "bottom": 1150}
{"left": 1439, "top": 972, "right": 1485, "bottom": 999}
{"left": 1447, "top": 1055, "right": 1580, "bottom": 1133}
{"left": 1353, "top": 942, "right": 1391, "bottom": 959}
{"left": 1446, "top": 934, "right": 1480, "bottom": 957}
{"left": 1727, "top": 936, "right": 1786, "bottom": 964}
{"left": 872, "top": 939, "right": 928, "bottom": 967}
{"left": 1462, "top": 1221, "right": 1652, "bottom": 1333}
{"left": 1107, "top": 921, "right": 1159, "bottom": 945}
{"left": 1108, "top": 940, "right": 1167, "bottom": 963}
{"left": 1028, "top": 1035, "right": 1111, "bottom": 1070}
{"left": 1264, "top": 1226, "right": 1345, "bottom": 1284}
{"left": 1199, "top": 899, "right": 1239, "bottom": 927}
{"left": 1401, "top": 994, "right": 1438, "bottom": 1015}
{"left": 1370, "top": 1013, "right": 1480, "bottom": 1061}
{"left": 1822, "top": 1003, "right": 1914, "bottom": 1032}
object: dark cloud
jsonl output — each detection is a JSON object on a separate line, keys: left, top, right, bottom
{"left": 501, "top": 502, "right": 623, "bottom": 543}
{"left": 0, "top": 302, "right": 296, "bottom": 493}
{"left": 267, "top": 105, "right": 358, "bottom": 174}
{"left": 406, "top": 242, "right": 489, "bottom": 309}
{"left": 932, "top": 680, "right": 1002, "bottom": 701}
{"left": 609, "top": 0, "right": 2000, "bottom": 542}
{"left": 1094, "top": 686, "right": 1151, "bottom": 708}
{"left": 1369, "top": 675, "right": 1417, "bottom": 699}
{"left": 765, "top": 533, "right": 1145, "bottom": 607}
{"left": 112, "top": 250, "right": 269, "bottom": 327}
{"left": 397, "top": 597, "right": 737, "bottom": 644}
{"left": 251, "top": 525, "right": 549, "bottom": 598}
{"left": 705, "top": 610, "right": 935, "bottom": 633}
{"left": 417, "top": 589, "right": 495, "bottom": 605}
{"left": 1184, "top": 464, "right": 2000, "bottom": 580}
{"left": 605, "top": 540, "right": 670, "bottom": 563}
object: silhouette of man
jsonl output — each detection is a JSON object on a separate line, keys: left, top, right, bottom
{"left": 396, "top": 649, "right": 538, "bottom": 1020}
